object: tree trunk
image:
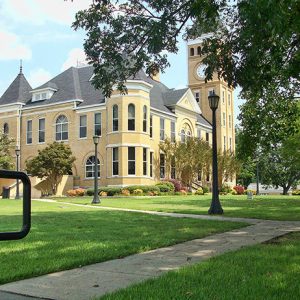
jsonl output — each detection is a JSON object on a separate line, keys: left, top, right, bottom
{"left": 282, "top": 185, "right": 290, "bottom": 195}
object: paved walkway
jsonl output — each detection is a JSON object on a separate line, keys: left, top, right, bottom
{"left": 0, "top": 200, "right": 300, "bottom": 300}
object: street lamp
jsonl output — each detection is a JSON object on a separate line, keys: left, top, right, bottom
{"left": 208, "top": 91, "right": 223, "bottom": 214}
{"left": 91, "top": 135, "right": 100, "bottom": 204}
{"left": 15, "top": 146, "right": 20, "bottom": 200}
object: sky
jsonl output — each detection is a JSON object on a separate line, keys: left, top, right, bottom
{"left": 0, "top": 0, "right": 243, "bottom": 121}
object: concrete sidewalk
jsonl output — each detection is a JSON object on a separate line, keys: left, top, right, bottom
{"left": 1, "top": 214, "right": 299, "bottom": 300}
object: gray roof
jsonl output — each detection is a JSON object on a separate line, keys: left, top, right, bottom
{"left": 1, "top": 65, "right": 211, "bottom": 128}
{"left": 197, "top": 114, "right": 211, "bottom": 127}
{"left": 0, "top": 71, "right": 32, "bottom": 105}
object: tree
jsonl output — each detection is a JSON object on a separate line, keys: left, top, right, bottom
{"left": 0, "top": 131, "right": 14, "bottom": 170}
{"left": 217, "top": 150, "right": 240, "bottom": 187}
{"left": 72, "top": 0, "right": 299, "bottom": 100}
{"left": 259, "top": 130, "right": 300, "bottom": 194}
{"left": 26, "top": 142, "right": 76, "bottom": 195}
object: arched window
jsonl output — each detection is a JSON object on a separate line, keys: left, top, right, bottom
{"left": 190, "top": 48, "right": 194, "bottom": 56}
{"left": 197, "top": 46, "right": 201, "bottom": 55}
{"left": 128, "top": 104, "right": 135, "bottom": 131}
{"left": 180, "top": 129, "right": 185, "bottom": 143}
{"left": 187, "top": 131, "right": 191, "bottom": 140}
{"left": 112, "top": 105, "right": 118, "bottom": 131}
{"left": 3, "top": 123, "right": 9, "bottom": 135}
{"left": 85, "top": 156, "right": 100, "bottom": 178}
{"left": 55, "top": 115, "right": 68, "bottom": 141}
{"left": 143, "top": 105, "right": 147, "bottom": 132}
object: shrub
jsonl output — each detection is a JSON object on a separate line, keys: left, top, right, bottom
{"left": 98, "top": 187, "right": 122, "bottom": 196}
{"left": 165, "top": 179, "right": 183, "bottom": 192}
{"left": 233, "top": 185, "right": 245, "bottom": 195}
{"left": 292, "top": 189, "right": 300, "bottom": 195}
{"left": 220, "top": 184, "right": 231, "bottom": 194}
{"left": 121, "top": 189, "right": 130, "bottom": 196}
{"left": 75, "top": 188, "right": 85, "bottom": 196}
{"left": 195, "top": 187, "right": 204, "bottom": 195}
{"left": 86, "top": 188, "right": 94, "bottom": 196}
{"left": 155, "top": 184, "right": 171, "bottom": 193}
{"left": 133, "top": 189, "right": 143, "bottom": 196}
{"left": 67, "top": 189, "right": 77, "bottom": 197}
{"left": 126, "top": 185, "right": 160, "bottom": 194}
{"left": 161, "top": 180, "right": 175, "bottom": 192}
{"left": 244, "top": 189, "right": 256, "bottom": 195}
{"left": 202, "top": 186, "right": 209, "bottom": 194}
{"left": 100, "top": 191, "right": 107, "bottom": 197}
{"left": 231, "top": 189, "right": 237, "bottom": 195}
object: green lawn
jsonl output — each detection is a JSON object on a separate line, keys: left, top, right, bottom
{"left": 0, "top": 200, "right": 245, "bottom": 284}
{"left": 100, "top": 232, "right": 300, "bottom": 300}
{"left": 56, "top": 194, "right": 300, "bottom": 221}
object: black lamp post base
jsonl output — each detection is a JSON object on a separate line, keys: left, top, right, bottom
{"left": 91, "top": 196, "right": 100, "bottom": 204}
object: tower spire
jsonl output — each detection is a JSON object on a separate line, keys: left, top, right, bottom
{"left": 19, "top": 59, "right": 23, "bottom": 74}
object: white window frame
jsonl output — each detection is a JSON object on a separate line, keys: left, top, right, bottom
{"left": 94, "top": 112, "right": 102, "bottom": 136}
{"left": 128, "top": 147, "right": 135, "bottom": 175}
{"left": 79, "top": 115, "right": 87, "bottom": 139}
{"left": 112, "top": 105, "right": 118, "bottom": 132}
{"left": 38, "top": 118, "right": 45, "bottom": 143}
{"left": 55, "top": 115, "right": 68, "bottom": 141}
{"left": 26, "top": 119, "right": 33, "bottom": 144}
{"left": 85, "top": 156, "right": 100, "bottom": 179}
{"left": 112, "top": 147, "right": 119, "bottom": 176}
{"left": 160, "top": 118, "right": 165, "bottom": 141}
{"left": 143, "top": 105, "right": 147, "bottom": 133}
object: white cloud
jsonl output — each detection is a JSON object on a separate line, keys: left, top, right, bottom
{"left": 2, "top": 0, "right": 93, "bottom": 26}
{"left": 0, "top": 30, "right": 32, "bottom": 61}
{"left": 28, "top": 68, "right": 52, "bottom": 89}
{"left": 61, "top": 48, "right": 87, "bottom": 71}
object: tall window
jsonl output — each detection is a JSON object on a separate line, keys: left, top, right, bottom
{"left": 128, "top": 104, "right": 135, "bottom": 131}
{"left": 223, "top": 113, "right": 226, "bottom": 126}
{"left": 160, "top": 153, "right": 165, "bottom": 178}
{"left": 160, "top": 118, "right": 165, "bottom": 141}
{"left": 26, "top": 120, "right": 32, "bottom": 144}
{"left": 38, "top": 118, "right": 45, "bottom": 143}
{"left": 229, "top": 115, "right": 231, "bottom": 128}
{"left": 171, "top": 156, "right": 176, "bottom": 179}
{"left": 197, "top": 129, "right": 201, "bottom": 139}
{"left": 229, "top": 138, "right": 232, "bottom": 152}
{"left": 85, "top": 156, "right": 100, "bottom": 178}
{"left": 128, "top": 147, "right": 135, "bottom": 175}
{"left": 112, "top": 147, "right": 119, "bottom": 175}
{"left": 150, "top": 152, "right": 153, "bottom": 177}
{"left": 197, "top": 46, "right": 201, "bottom": 55}
{"left": 195, "top": 91, "right": 200, "bottom": 103}
{"left": 224, "top": 136, "right": 226, "bottom": 152}
{"left": 150, "top": 115, "right": 153, "bottom": 138}
{"left": 171, "top": 121, "right": 175, "bottom": 142}
{"left": 79, "top": 115, "right": 87, "bottom": 138}
{"left": 228, "top": 94, "right": 231, "bottom": 106}
{"left": 206, "top": 132, "right": 209, "bottom": 143}
{"left": 56, "top": 115, "right": 68, "bottom": 141}
{"left": 3, "top": 123, "right": 9, "bottom": 135}
{"left": 143, "top": 148, "right": 147, "bottom": 176}
{"left": 143, "top": 105, "right": 147, "bottom": 132}
{"left": 112, "top": 105, "right": 118, "bottom": 131}
{"left": 222, "top": 90, "right": 225, "bottom": 104}
{"left": 94, "top": 113, "right": 101, "bottom": 136}
{"left": 190, "top": 48, "right": 194, "bottom": 56}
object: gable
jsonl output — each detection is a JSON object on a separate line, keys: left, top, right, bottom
{"left": 176, "top": 89, "right": 201, "bottom": 114}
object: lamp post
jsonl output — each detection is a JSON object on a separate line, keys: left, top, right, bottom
{"left": 208, "top": 91, "right": 223, "bottom": 214}
{"left": 92, "top": 135, "right": 100, "bottom": 204}
{"left": 256, "top": 160, "right": 260, "bottom": 196}
{"left": 15, "top": 146, "right": 20, "bottom": 200}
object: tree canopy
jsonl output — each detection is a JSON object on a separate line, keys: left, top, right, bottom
{"left": 26, "top": 142, "right": 76, "bottom": 195}
{"left": 72, "top": 0, "right": 299, "bottom": 99}
{"left": 0, "top": 131, "right": 14, "bottom": 170}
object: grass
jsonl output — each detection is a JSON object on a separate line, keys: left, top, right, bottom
{"left": 100, "top": 232, "right": 300, "bottom": 300}
{"left": 0, "top": 200, "right": 245, "bottom": 284}
{"left": 55, "top": 194, "right": 300, "bottom": 221}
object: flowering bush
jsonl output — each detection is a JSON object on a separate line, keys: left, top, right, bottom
{"left": 231, "top": 189, "right": 237, "bottom": 195}
{"left": 75, "top": 188, "right": 85, "bottom": 196}
{"left": 133, "top": 189, "right": 143, "bottom": 196}
{"left": 292, "top": 189, "right": 300, "bottom": 195}
{"left": 179, "top": 189, "right": 187, "bottom": 195}
{"left": 233, "top": 185, "right": 245, "bottom": 195}
{"left": 121, "top": 189, "right": 130, "bottom": 196}
{"left": 67, "top": 190, "right": 77, "bottom": 197}
{"left": 164, "top": 179, "right": 184, "bottom": 192}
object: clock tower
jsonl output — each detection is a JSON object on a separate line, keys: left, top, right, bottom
{"left": 187, "top": 36, "right": 235, "bottom": 155}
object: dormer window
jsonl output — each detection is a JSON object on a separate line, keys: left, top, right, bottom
{"left": 31, "top": 87, "right": 56, "bottom": 102}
